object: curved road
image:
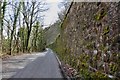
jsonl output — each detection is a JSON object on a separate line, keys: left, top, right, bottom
{"left": 2, "top": 49, "right": 63, "bottom": 79}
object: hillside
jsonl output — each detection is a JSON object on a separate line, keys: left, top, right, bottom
{"left": 45, "top": 21, "right": 61, "bottom": 45}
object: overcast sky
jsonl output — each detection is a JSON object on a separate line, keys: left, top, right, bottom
{"left": 43, "top": 0, "right": 64, "bottom": 28}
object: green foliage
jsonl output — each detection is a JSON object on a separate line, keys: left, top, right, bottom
{"left": 61, "top": 16, "right": 68, "bottom": 30}
{"left": 90, "top": 71, "right": 109, "bottom": 79}
{"left": 2, "top": 38, "right": 10, "bottom": 53}
{"left": 103, "top": 26, "right": 109, "bottom": 35}
{"left": 109, "top": 63, "right": 118, "bottom": 74}
{"left": 86, "top": 42, "right": 94, "bottom": 50}
{"left": 49, "top": 31, "right": 119, "bottom": 79}
{"left": 18, "top": 27, "right": 28, "bottom": 52}
{"left": 31, "top": 22, "right": 46, "bottom": 52}
{"left": 95, "top": 13, "right": 101, "bottom": 21}
{"left": 95, "top": 9, "right": 107, "bottom": 21}
{"left": 36, "top": 30, "right": 46, "bottom": 51}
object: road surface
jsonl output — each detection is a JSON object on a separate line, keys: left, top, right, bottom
{"left": 2, "top": 49, "right": 63, "bottom": 79}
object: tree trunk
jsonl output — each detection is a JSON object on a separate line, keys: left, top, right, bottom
{"left": 9, "top": 29, "right": 14, "bottom": 55}
{"left": 26, "top": 29, "right": 31, "bottom": 51}
{"left": 0, "top": 1, "right": 2, "bottom": 54}
{"left": 0, "top": 1, "right": 6, "bottom": 54}
{"left": 35, "top": 28, "right": 38, "bottom": 51}
{"left": 16, "top": 32, "right": 19, "bottom": 53}
{"left": 8, "top": 3, "right": 21, "bottom": 55}
{"left": 25, "top": 2, "right": 35, "bottom": 51}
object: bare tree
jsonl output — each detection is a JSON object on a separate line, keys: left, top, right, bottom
{"left": 0, "top": 0, "right": 48, "bottom": 55}
{"left": 22, "top": 1, "right": 48, "bottom": 51}
{"left": 0, "top": 0, "right": 7, "bottom": 54}
{"left": 8, "top": 2, "right": 21, "bottom": 55}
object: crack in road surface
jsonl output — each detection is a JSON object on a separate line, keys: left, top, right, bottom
{"left": 2, "top": 49, "right": 63, "bottom": 79}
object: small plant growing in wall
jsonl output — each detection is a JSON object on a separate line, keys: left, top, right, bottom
{"left": 95, "top": 8, "right": 107, "bottom": 21}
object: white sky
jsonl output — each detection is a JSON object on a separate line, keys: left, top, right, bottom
{"left": 43, "top": 0, "right": 63, "bottom": 28}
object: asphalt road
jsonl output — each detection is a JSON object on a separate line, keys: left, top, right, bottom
{"left": 2, "top": 49, "right": 63, "bottom": 79}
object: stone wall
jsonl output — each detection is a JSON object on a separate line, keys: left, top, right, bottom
{"left": 50, "top": 2, "right": 120, "bottom": 78}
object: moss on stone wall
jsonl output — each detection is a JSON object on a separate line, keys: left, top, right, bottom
{"left": 49, "top": 2, "right": 120, "bottom": 79}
